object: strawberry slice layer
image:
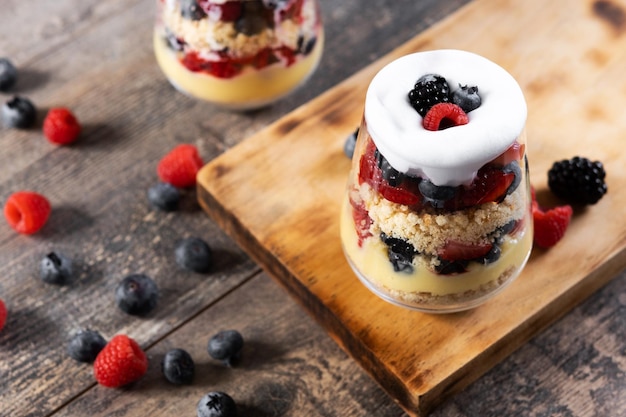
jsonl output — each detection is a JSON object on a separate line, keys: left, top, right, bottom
{"left": 438, "top": 240, "right": 493, "bottom": 261}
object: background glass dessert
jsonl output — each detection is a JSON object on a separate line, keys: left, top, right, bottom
{"left": 154, "top": 0, "right": 323, "bottom": 109}
{"left": 340, "top": 50, "right": 532, "bottom": 313}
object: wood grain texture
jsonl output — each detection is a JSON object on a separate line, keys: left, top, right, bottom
{"left": 197, "top": 0, "right": 626, "bottom": 415}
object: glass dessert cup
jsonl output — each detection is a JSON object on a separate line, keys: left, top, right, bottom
{"left": 154, "top": 0, "right": 324, "bottom": 110}
{"left": 340, "top": 50, "right": 533, "bottom": 313}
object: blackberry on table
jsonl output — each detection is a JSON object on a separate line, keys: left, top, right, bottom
{"left": 408, "top": 74, "right": 450, "bottom": 117}
{"left": 548, "top": 156, "right": 607, "bottom": 205}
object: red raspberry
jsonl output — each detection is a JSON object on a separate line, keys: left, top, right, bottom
{"left": 4, "top": 191, "right": 51, "bottom": 234}
{"left": 532, "top": 198, "right": 573, "bottom": 249}
{"left": 94, "top": 334, "right": 148, "bottom": 388}
{"left": 157, "top": 144, "right": 204, "bottom": 188}
{"left": 349, "top": 197, "right": 372, "bottom": 247}
{"left": 0, "top": 299, "right": 7, "bottom": 332}
{"left": 422, "top": 103, "right": 469, "bottom": 131}
{"left": 459, "top": 165, "right": 515, "bottom": 207}
{"left": 43, "top": 107, "right": 82, "bottom": 145}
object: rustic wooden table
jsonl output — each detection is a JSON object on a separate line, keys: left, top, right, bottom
{"left": 1, "top": 0, "right": 624, "bottom": 416}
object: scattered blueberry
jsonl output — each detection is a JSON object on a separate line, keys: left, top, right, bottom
{"left": 2, "top": 96, "right": 36, "bottom": 129}
{"left": 503, "top": 160, "right": 521, "bottom": 197}
{"left": 408, "top": 74, "right": 450, "bottom": 117}
{"left": 175, "top": 237, "right": 213, "bottom": 273}
{"left": 207, "top": 329, "right": 243, "bottom": 366}
{"left": 451, "top": 84, "right": 481, "bottom": 113}
{"left": 67, "top": 329, "right": 107, "bottom": 363}
{"left": 181, "top": 0, "right": 206, "bottom": 20}
{"left": 0, "top": 58, "right": 18, "bottom": 91}
{"left": 196, "top": 391, "right": 238, "bottom": 417}
{"left": 375, "top": 149, "right": 404, "bottom": 186}
{"left": 148, "top": 182, "right": 180, "bottom": 211}
{"left": 40, "top": 252, "right": 73, "bottom": 285}
{"left": 343, "top": 127, "right": 358, "bottom": 159}
{"left": 115, "top": 274, "right": 159, "bottom": 316}
{"left": 548, "top": 156, "right": 607, "bottom": 205}
{"left": 162, "top": 348, "right": 195, "bottom": 385}
{"left": 380, "top": 233, "right": 417, "bottom": 273}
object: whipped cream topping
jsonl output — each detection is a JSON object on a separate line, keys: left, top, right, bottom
{"left": 364, "top": 50, "right": 527, "bottom": 186}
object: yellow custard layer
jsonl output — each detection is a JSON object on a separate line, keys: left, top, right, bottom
{"left": 153, "top": 30, "right": 324, "bottom": 109}
{"left": 340, "top": 196, "right": 532, "bottom": 297}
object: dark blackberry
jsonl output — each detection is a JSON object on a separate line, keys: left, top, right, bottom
{"left": 380, "top": 233, "right": 417, "bottom": 273}
{"left": 162, "top": 348, "right": 195, "bottom": 385}
{"left": 451, "top": 84, "right": 481, "bottom": 113}
{"left": 40, "top": 252, "right": 73, "bottom": 285}
{"left": 180, "top": 0, "right": 206, "bottom": 20}
{"left": 207, "top": 329, "right": 244, "bottom": 367}
{"left": 115, "top": 274, "right": 159, "bottom": 316}
{"left": 148, "top": 182, "right": 180, "bottom": 211}
{"left": 2, "top": 96, "right": 36, "bottom": 129}
{"left": 374, "top": 149, "right": 404, "bottom": 186}
{"left": 67, "top": 329, "right": 107, "bottom": 363}
{"left": 0, "top": 58, "right": 18, "bottom": 91}
{"left": 343, "top": 127, "right": 358, "bottom": 159}
{"left": 548, "top": 157, "right": 607, "bottom": 205}
{"left": 408, "top": 74, "right": 450, "bottom": 117}
{"left": 175, "top": 237, "right": 213, "bottom": 273}
{"left": 418, "top": 179, "right": 457, "bottom": 208}
{"left": 196, "top": 391, "right": 238, "bottom": 417}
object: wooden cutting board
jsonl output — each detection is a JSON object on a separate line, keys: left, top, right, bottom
{"left": 197, "top": 0, "right": 626, "bottom": 415}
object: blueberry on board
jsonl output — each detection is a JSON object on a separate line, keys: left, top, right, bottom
{"left": 148, "top": 182, "right": 180, "bottom": 211}
{"left": 343, "top": 127, "right": 358, "bottom": 159}
{"left": 207, "top": 329, "right": 243, "bottom": 366}
{"left": 0, "top": 58, "right": 17, "bottom": 91}
{"left": 162, "top": 348, "right": 195, "bottom": 385}
{"left": 175, "top": 237, "right": 213, "bottom": 273}
{"left": 196, "top": 391, "right": 238, "bottom": 417}
{"left": 451, "top": 84, "right": 481, "bottom": 113}
{"left": 67, "top": 329, "right": 107, "bottom": 363}
{"left": 40, "top": 252, "right": 73, "bottom": 285}
{"left": 2, "top": 96, "right": 36, "bottom": 129}
{"left": 115, "top": 274, "right": 159, "bottom": 316}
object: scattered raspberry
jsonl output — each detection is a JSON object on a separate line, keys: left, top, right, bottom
{"left": 94, "top": 334, "right": 148, "bottom": 388}
{"left": 43, "top": 108, "right": 82, "bottom": 145}
{"left": 532, "top": 195, "right": 573, "bottom": 248}
{"left": 422, "top": 103, "right": 469, "bottom": 131}
{"left": 4, "top": 191, "right": 51, "bottom": 234}
{"left": 157, "top": 144, "right": 204, "bottom": 188}
{"left": 0, "top": 299, "right": 7, "bottom": 332}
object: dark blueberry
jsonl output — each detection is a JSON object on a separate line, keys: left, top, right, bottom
{"left": 380, "top": 233, "right": 417, "bottom": 273}
{"left": 495, "top": 220, "right": 517, "bottom": 240}
{"left": 262, "top": 0, "right": 289, "bottom": 9}
{"left": 548, "top": 156, "right": 607, "bottom": 205}
{"left": 175, "top": 237, "right": 213, "bottom": 273}
{"left": 375, "top": 150, "right": 404, "bottom": 186}
{"left": 196, "top": 391, "right": 238, "bottom": 417}
{"left": 503, "top": 160, "right": 521, "bottom": 197}
{"left": 2, "top": 96, "right": 36, "bottom": 129}
{"left": 343, "top": 127, "right": 359, "bottom": 159}
{"left": 162, "top": 348, "right": 195, "bottom": 385}
{"left": 479, "top": 244, "right": 501, "bottom": 264}
{"left": 207, "top": 329, "right": 243, "bottom": 366}
{"left": 435, "top": 259, "right": 468, "bottom": 275}
{"left": 235, "top": 2, "right": 268, "bottom": 35}
{"left": 40, "top": 252, "right": 73, "bottom": 285}
{"left": 300, "top": 36, "right": 317, "bottom": 55}
{"left": 0, "top": 58, "right": 18, "bottom": 91}
{"left": 181, "top": 0, "right": 207, "bottom": 20}
{"left": 148, "top": 182, "right": 180, "bottom": 211}
{"left": 418, "top": 180, "right": 457, "bottom": 208}
{"left": 165, "top": 29, "right": 186, "bottom": 52}
{"left": 451, "top": 84, "right": 481, "bottom": 113}
{"left": 408, "top": 74, "right": 450, "bottom": 117}
{"left": 67, "top": 329, "right": 107, "bottom": 363}
{"left": 115, "top": 274, "right": 159, "bottom": 316}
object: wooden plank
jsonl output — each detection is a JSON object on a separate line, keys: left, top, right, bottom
{"left": 197, "top": 0, "right": 626, "bottom": 415}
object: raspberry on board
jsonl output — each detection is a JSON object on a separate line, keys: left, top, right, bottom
{"left": 94, "top": 334, "right": 148, "bottom": 388}
{"left": 157, "top": 144, "right": 204, "bottom": 188}
{"left": 532, "top": 200, "right": 573, "bottom": 249}
{"left": 0, "top": 299, "right": 7, "bottom": 332}
{"left": 3, "top": 191, "right": 51, "bottom": 234}
{"left": 43, "top": 107, "right": 82, "bottom": 145}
